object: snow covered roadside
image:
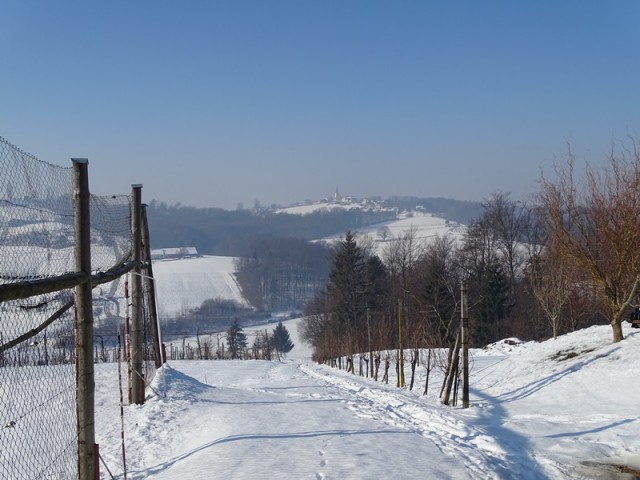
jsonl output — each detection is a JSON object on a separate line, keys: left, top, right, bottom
{"left": 95, "top": 325, "right": 640, "bottom": 479}
{"left": 470, "top": 325, "right": 640, "bottom": 479}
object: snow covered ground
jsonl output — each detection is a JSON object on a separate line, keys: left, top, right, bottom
{"left": 95, "top": 323, "right": 640, "bottom": 479}
{"left": 153, "top": 256, "right": 249, "bottom": 317}
{"left": 317, "top": 211, "right": 466, "bottom": 255}
{"left": 276, "top": 198, "right": 465, "bottom": 254}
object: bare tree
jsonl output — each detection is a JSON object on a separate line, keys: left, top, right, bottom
{"left": 415, "top": 234, "right": 461, "bottom": 346}
{"left": 383, "top": 226, "right": 424, "bottom": 287}
{"left": 527, "top": 240, "right": 571, "bottom": 339}
{"left": 383, "top": 226, "right": 424, "bottom": 387}
{"left": 377, "top": 226, "right": 391, "bottom": 241}
{"left": 482, "top": 192, "right": 529, "bottom": 305}
{"left": 539, "top": 143, "right": 640, "bottom": 342}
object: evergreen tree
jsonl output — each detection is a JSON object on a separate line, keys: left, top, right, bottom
{"left": 226, "top": 319, "right": 248, "bottom": 359}
{"left": 325, "top": 231, "right": 370, "bottom": 369}
{"left": 272, "top": 320, "right": 295, "bottom": 355}
{"left": 470, "top": 259, "right": 510, "bottom": 347}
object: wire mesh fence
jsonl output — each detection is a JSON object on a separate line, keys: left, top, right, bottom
{"left": 0, "top": 139, "right": 132, "bottom": 285}
{"left": 0, "top": 291, "right": 77, "bottom": 480}
{"left": 0, "top": 136, "right": 161, "bottom": 479}
{"left": 0, "top": 139, "right": 74, "bottom": 283}
{"left": 93, "top": 273, "right": 162, "bottom": 391}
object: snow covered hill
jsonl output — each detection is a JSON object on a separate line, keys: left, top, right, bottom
{"left": 153, "top": 256, "right": 249, "bottom": 317}
{"left": 317, "top": 210, "right": 466, "bottom": 255}
{"left": 275, "top": 197, "right": 389, "bottom": 216}
{"left": 277, "top": 197, "right": 466, "bottom": 248}
{"left": 94, "top": 323, "right": 640, "bottom": 479}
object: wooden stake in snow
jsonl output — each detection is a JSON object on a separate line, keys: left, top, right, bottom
{"left": 73, "top": 158, "right": 96, "bottom": 480}
{"left": 130, "top": 184, "right": 144, "bottom": 405}
{"left": 461, "top": 281, "right": 469, "bottom": 409}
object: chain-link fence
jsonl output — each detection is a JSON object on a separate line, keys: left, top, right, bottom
{"left": 0, "top": 138, "right": 79, "bottom": 479}
{"left": 0, "top": 292, "right": 77, "bottom": 479}
{"left": 0, "top": 136, "right": 162, "bottom": 479}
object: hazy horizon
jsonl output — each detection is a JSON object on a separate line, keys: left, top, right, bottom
{"left": 2, "top": 2, "right": 639, "bottom": 209}
{"left": 149, "top": 189, "right": 483, "bottom": 211}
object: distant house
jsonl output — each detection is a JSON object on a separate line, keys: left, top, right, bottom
{"left": 150, "top": 247, "right": 198, "bottom": 261}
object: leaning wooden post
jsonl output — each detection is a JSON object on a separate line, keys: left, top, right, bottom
{"left": 366, "top": 308, "right": 373, "bottom": 379}
{"left": 397, "top": 299, "right": 405, "bottom": 388}
{"left": 130, "top": 184, "right": 144, "bottom": 405}
{"left": 73, "top": 158, "right": 96, "bottom": 480}
{"left": 461, "top": 281, "right": 470, "bottom": 408}
{"left": 141, "top": 204, "right": 164, "bottom": 367}
{"left": 441, "top": 328, "right": 461, "bottom": 406}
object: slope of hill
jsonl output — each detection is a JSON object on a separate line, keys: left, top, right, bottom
{"left": 317, "top": 210, "right": 467, "bottom": 255}
{"left": 153, "top": 256, "right": 248, "bottom": 317}
{"left": 275, "top": 197, "right": 391, "bottom": 216}
{"left": 275, "top": 195, "right": 483, "bottom": 226}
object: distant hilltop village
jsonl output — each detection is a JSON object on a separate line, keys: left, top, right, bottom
{"left": 255, "top": 189, "right": 480, "bottom": 225}
{"left": 322, "top": 187, "right": 373, "bottom": 206}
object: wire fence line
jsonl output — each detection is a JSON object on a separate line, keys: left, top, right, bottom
{"left": 0, "top": 136, "right": 163, "bottom": 480}
{"left": 0, "top": 139, "right": 132, "bottom": 285}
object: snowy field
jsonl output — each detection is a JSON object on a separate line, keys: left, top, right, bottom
{"left": 277, "top": 200, "right": 465, "bottom": 253}
{"left": 153, "top": 256, "right": 249, "bottom": 317}
{"left": 317, "top": 211, "right": 466, "bottom": 255}
{"left": 95, "top": 323, "right": 640, "bottom": 479}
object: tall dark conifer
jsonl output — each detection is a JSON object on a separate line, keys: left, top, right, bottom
{"left": 272, "top": 320, "right": 295, "bottom": 354}
{"left": 226, "top": 319, "right": 247, "bottom": 359}
{"left": 325, "top": 232, "right": 370, "bottom": 368}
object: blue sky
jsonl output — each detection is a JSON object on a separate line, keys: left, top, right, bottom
{"left": 2, "top": 1, "right": 639, "bottom": 209}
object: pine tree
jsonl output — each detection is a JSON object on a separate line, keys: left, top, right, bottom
{"left": 272, "top": 320, "right": 295, "bottom": 355}
{"left": 326, "top": 231, "right": 369, "bottom": 370}
{"left": 226, "top": 319, "right": 247, "bottom": 359}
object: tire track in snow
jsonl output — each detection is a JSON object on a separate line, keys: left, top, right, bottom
{"left": 299, "top": 364, "right": 510, "bottom": 479}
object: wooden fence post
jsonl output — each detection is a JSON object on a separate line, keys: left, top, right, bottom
{"left": 441, "top": 328, "right": 461, "bottom": 406}
{"left": 461, "top": 281, "right": 469, "bottom": 408}
{"left": 130, "top": 184, "right": 144, "bottom": 405}
{"left": 397, "top": 299, "right": 405, "bottom": 388}
{"left": 141, "top": 204, "right": 164, "bottom": 367}
{"left": 73, "top": 158, "right": 96, "bottom": 480}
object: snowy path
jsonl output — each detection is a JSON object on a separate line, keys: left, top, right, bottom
{"left": 96, "top": 326, "right": 640, "bottom": 479}
{"left": 97, "top": 360, "right": 504, "bottom": 479}
{"left": 299, "top": 364, "right": 543, "bottom": 480}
